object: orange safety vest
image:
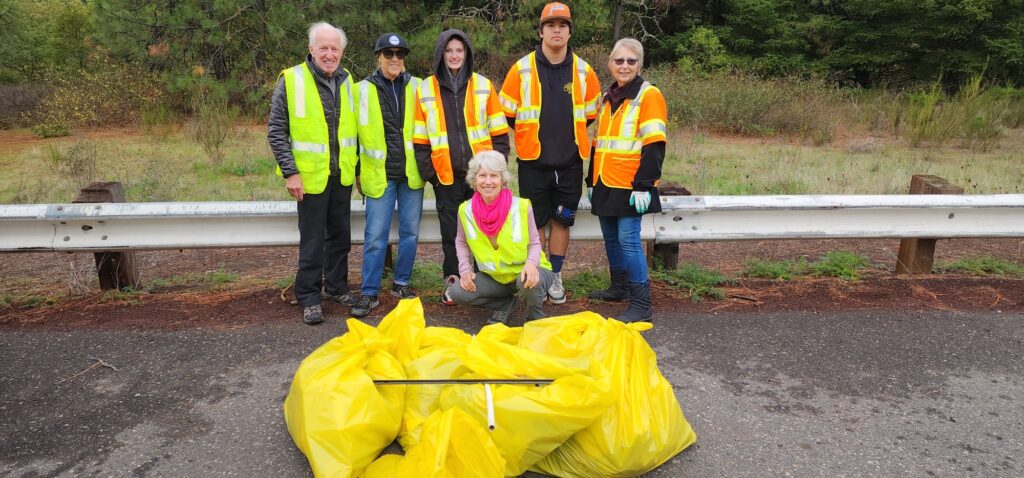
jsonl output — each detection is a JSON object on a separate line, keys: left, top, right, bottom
{"left": 499, "top": 51, "right": 601, "bottom": 161}
{"left": 591, "top": 81, "right": 668, "bottom": 189}
{"left": 413, "top": 73, "right": 509, "bottom": 185}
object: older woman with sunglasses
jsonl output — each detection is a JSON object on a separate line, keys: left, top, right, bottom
{"left": 585, "top": 38, "right": 668, "bottom": 322}
{"left": 449, "top": 150, "right": 555, "bottom": 325}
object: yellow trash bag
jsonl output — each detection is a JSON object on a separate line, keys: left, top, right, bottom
{"left": 526, "top": 314, "right": 697, "bottom": 478}
{"left": 362, "top": 407, "right": 506, "bottom": 477}
{"left": 440, "top": 336, "right": 614, "bottom": 476}
{"left": 284, "top": 318, "right": 406, "bottom": 478}
{"left": 398, "top": 327, "right": 472, "bottom": 450}
{"left": 375, "top": 298, "right": 426, "bottom": 364}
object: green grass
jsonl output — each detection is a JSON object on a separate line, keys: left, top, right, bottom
{"left": 562, "top": 269, "right": 609, "bottom": 301}
{"left": 742, "top": 252, "right": 872, "bottom": 281}
{"left": 810, "top": 251, "right": 873, "bottom": 281}
{"left": 743, "top": 257, "right": 812, "bottom": 280}
{"left": 274, "top": 276, "right": 295, "bottom": 289}
{"left": 100, "top": 287, "right": 144, "bottom": 305}
{"left": 650, "top": 262, "right": 732, "bottom": 302}
{"left": 935, "top": 256, "right": 1024, "bottom": 276}
{"left": 408, "top": 262, "right": 446, "bottom": 300}
{"left": 0, "top": 293, "right": 56, "bottom": 310}
{"left": 143, "top": 269, "right": 237, "bottom": 292}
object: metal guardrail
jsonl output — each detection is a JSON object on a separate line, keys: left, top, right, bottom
{"left": 2, "top": 195, "right": 1024, "bottom": 252}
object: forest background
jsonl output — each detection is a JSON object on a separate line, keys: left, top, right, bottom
{"left": 1, "top": 0, "right": 1023, "bottom": 205}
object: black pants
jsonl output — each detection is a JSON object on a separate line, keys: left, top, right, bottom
{"left": 433, "top": 176, "right": 474, "bottom": 278}
{"left": 295, "top": 179, "right": 352, "bottom": 306}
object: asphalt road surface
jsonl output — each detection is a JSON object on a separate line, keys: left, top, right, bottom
{"left": 2, "top": 308, "right": 1022, "bottom": 477}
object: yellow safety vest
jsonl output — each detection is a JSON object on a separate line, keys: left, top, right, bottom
{"left": 355, "top": 76, "right": 424, "bottom": 198}
{"left": 278, "top": 62, "right": 358, "bottom": 193}
{"left": 459, "top": 197, "right": 552, "bottom": 284}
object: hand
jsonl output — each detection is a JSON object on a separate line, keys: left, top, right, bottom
{"left": 459, "top": 272, "right": 477, "bottom": 293}
{"left": 587, "top": 187, "right": 593, "bottom": 201}
{"left": 520, "top": 263, "right": 540, "bottom": 289}
{"left": 629, "top": 190, "right": 651, "bottom": 214}
{"left": 285, "top": 174, "right": 304, "bottom": 202}
{"left": 355, "top": 177, "right": 363, "bottom": 197}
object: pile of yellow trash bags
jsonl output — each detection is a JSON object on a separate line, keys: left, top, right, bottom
{"left": 284, "top": 298, "right": 696, "bottom": 477}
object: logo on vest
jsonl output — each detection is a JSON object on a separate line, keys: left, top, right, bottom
{"left": 389, "top": 35, "right": 400, "bottom": 46}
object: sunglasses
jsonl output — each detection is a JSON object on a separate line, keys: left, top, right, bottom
{"left": 612, "top": 57, "right": 639, "bottom": 66}
{"left": 382, "top": 49, "right": 407, "bottom": 60}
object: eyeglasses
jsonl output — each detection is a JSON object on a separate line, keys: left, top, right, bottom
{"left": 612, "top": 57, "right": 639, "bottom": 66}
{"left": 382, "top": 49, "right": 407, "bottom": 60}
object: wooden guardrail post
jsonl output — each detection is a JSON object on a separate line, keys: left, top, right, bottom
{"left": 895, "top": 175, "right": 964, "bottom": 274}
{"left": 647, "top": 185, "right": 691, "bottom": 269}
{"left": 73, "top": 182, "right": 141, "bottom": 290}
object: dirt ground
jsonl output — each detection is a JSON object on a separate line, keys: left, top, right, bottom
{"left": 3, "top": 238, "right": 1022, "bottom": 330}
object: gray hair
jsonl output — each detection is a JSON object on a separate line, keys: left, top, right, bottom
{"left": 466, "top": 150, "right": 512, "bottom": 189}
{"left": 308, "top": 22, "right": 348, "bottom": 50}
{"left": 610, "top": 37, "right": 644, "bottom": 68}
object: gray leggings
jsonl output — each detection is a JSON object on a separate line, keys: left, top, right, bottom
{"left": 449, "top": 268, "right": 555, "bottom": 321}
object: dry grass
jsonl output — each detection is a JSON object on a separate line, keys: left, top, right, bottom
{"left": 663, "top": 129, "right": 1024, "bottom": 195}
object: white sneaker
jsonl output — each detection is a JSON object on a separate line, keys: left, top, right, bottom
{"left": 547, "top": 271, "right": 566, "bottom": 304}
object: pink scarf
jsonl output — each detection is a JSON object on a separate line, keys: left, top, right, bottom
{"left": 471, "top": 188, "right": 513, "bottom": 238}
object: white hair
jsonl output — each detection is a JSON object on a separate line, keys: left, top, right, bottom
{"left": 610, "top": 37, "right": 644, "bottom": 67}
{"left": 308, "top": 22, "right": 348, "bottom": 50}
{"left": 466, "top": 150, "right": 512, "bottom": 189}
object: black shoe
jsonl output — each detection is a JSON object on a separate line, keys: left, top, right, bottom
{"left": 617, "top": 282, "right": 653, "bottom": 323}
{"left": 350, "top": 295, "right": 379, "bottom": 318}
{"left": 302, "top": 304, "right": 323, "bottom": 325}
{"left": 589, "top": 269, "right": 630, "bottom": 302}
{"left": 323, "top": 290, "right": 358, "bottom": 306}
{"left": 486, "top": 296, "right": 518, "bottom": 325}
{"left": 390, "top": 283, "right": 417, "bottom": 299}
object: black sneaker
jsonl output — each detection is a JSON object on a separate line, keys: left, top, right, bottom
{"left": 390, "top": 283, "right": 417, "bottom": 299}
{"left": 323, "top": 290, "right": 358, "bottom": 306}
{"left": 441, "top": 276, "right": 457, "bottom": 305}
{"left": 350, "top": 295, "right": 379, "bottom": 317}
{"left": 486, "top": 296, "right": 518, "bottom": 325}
{"left": 302, "top": 305, "right": 323, "bottom": 325}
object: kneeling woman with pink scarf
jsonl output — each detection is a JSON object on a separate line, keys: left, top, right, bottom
{"left": 450, "top": 150, "right": 555, "bottom": 325}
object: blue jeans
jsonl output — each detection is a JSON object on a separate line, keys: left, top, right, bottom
{"left": 598, "top": 215, "right": 648, "bottom": 284}
{"left": 361, "top": 180, "right": 424, "bottom": 296}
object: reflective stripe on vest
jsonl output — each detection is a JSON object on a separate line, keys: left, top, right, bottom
{"left": 459, "top": 197, "right": 550, "bottom": 284}
{"left": 593, "top": 81, "right": 664, "bottom": 189}
{"left": 355, "top": 76, "right": 423, "bottom": 198}
{"left": 418, "top": 73, "right": 496, "bottom": 185}
{"left": 511, "top": 52, "right": 592, "bottom": 161}
{"left": 280, "top": 63, "right": 358, "bottom": 193}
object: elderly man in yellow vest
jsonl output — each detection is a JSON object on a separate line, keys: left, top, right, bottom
{"left": 268, "top": 22, "right": 358, "bottom": 325}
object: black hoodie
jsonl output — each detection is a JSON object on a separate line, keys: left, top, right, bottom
{"left": 414, "top": 29, "right": 510, "bottom": 185}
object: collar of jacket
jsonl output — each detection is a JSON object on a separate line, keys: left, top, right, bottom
{"left": 604, "top": 75, "right": 645, "bottom": 107}
{"left": 367, "top": 69, "right": 411, "bottom": 89}
{"left": 534, "top": 44, "right": 574, "bottom": 68}
{"left": 304, "top": 54, "right": 349, "bottom": 83}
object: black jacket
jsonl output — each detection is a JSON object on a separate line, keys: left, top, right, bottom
{"left": 586, "top": 76, "right": 665, "bottom": 217}
{"left": 365, "top": 69, "right": 412, "bottom": 180}
{"left": 414, "top": 29, "right": 510, "bottom": 185}
{"left": 268, "top": 56, "right": 351, "bottom": 178}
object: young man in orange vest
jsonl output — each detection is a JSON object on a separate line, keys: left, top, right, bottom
{"left": 499, "top": 2, "right": 601, "bottom": 304}
{"left": 414, "top": 29, "right": 510, "bottom": 304}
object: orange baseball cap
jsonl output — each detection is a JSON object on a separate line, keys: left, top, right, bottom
{"left": 540, "top": 2, "right": 572, "bottom": 26}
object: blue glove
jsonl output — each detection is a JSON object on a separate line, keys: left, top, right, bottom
{"left": 629, "top": 191, "right": 651, "bottom": 214}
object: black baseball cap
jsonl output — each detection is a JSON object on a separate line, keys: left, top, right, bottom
{"left": 374, "top": 33, "right": 410, "bottom": 54}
